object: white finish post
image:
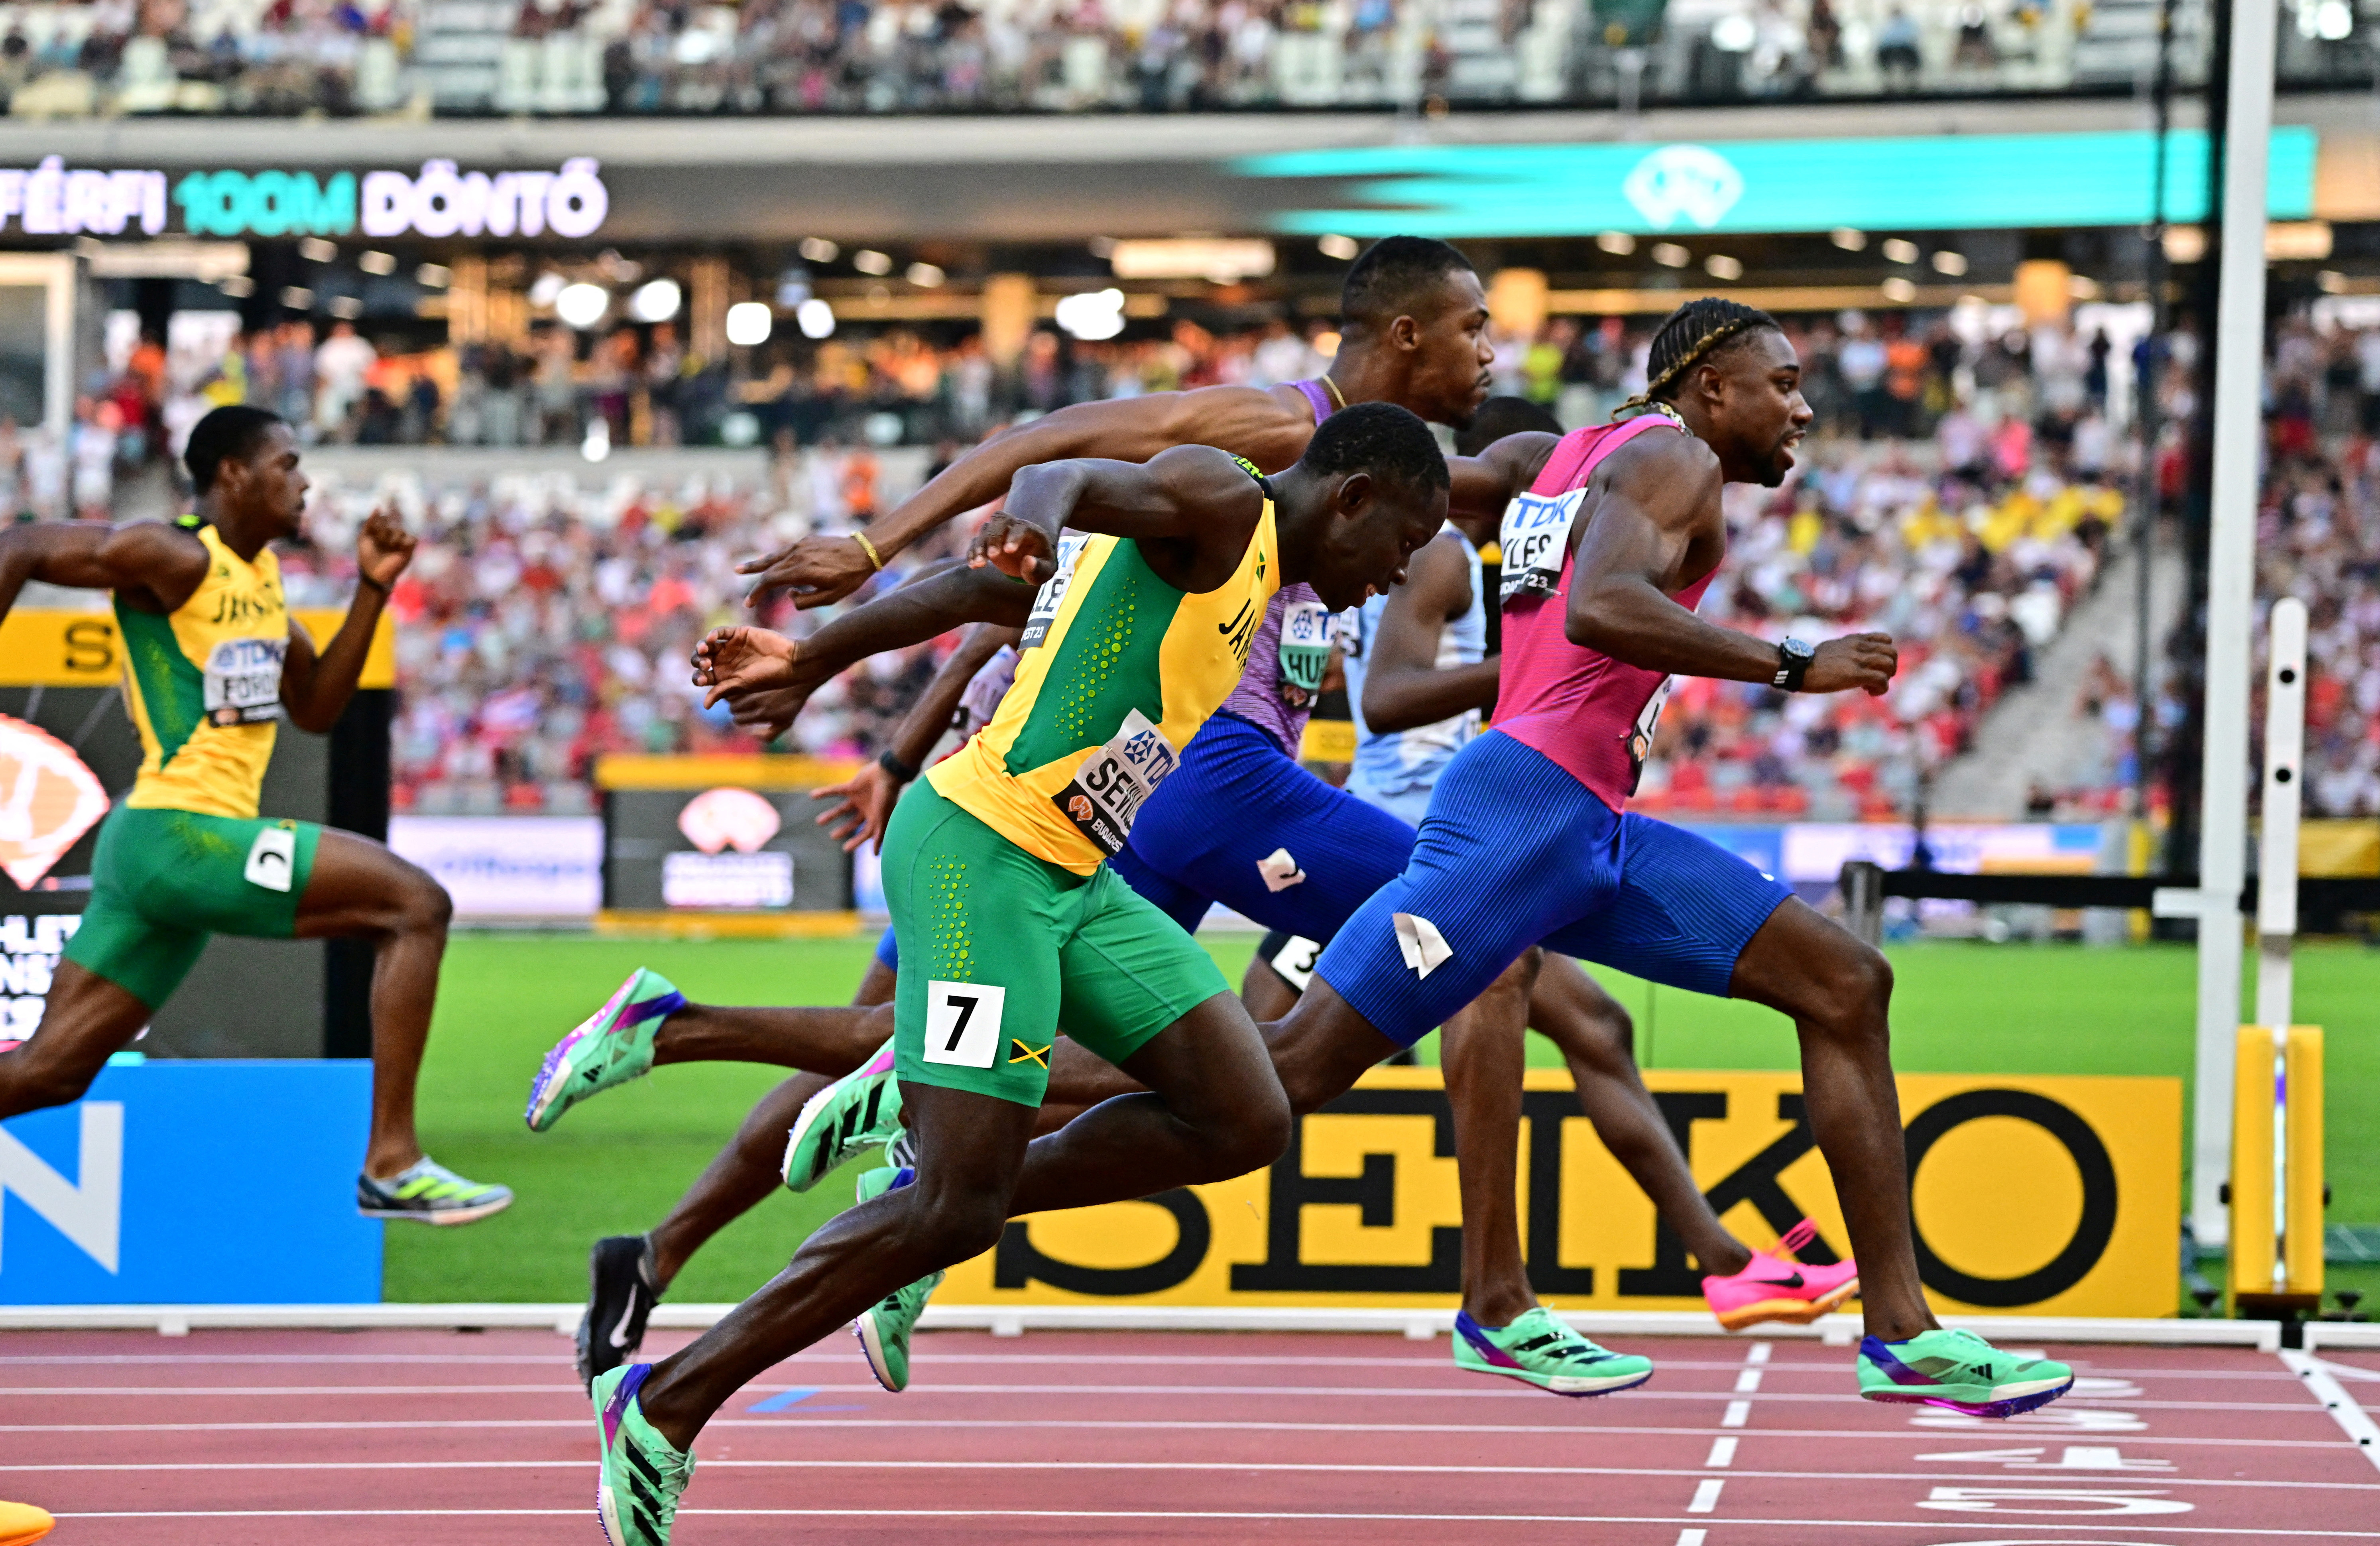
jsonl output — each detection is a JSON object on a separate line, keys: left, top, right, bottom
{"left": 2255, "top": 598, "right": 2306, "bottom": 1029}
{"left": 2189, "top": 0, "right": 2280, "bottom": 1253}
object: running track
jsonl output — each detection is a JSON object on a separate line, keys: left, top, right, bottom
{"left": 7, "top": 1327, "right": 2379, "bottom": 1543}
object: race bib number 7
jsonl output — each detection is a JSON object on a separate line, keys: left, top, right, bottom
{"left": 1498, "top": 487, "right": 1586, "bottom": 606}
{"left": 203, "top": 637, "right": 287, "bottom": 726}
{"left": 1053, "top": 708, "right": 1178, "bottom": 857}
{"left": 921, "top": 980, "right": 1006, "bottom": 1068}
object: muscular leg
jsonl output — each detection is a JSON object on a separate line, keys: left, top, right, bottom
{"left": 1439, "top": 949, "right": 1540, "bottom": 1325}
{"left": 1530, "top": 956, "right": 1752, "bottom": 1277}
{"left": 0, "top": 962, "right": 152, "bottom": 1117}
{"left": 645, "top": 958, "right": 901, "bottom": 1286}
{"left": 293, "top": 830, "right": 454, "bottom": 1180}
{"left": 652, "top": 1001, "right": 892, "bottom": 1071}
{"left": 1239, "top": 956, "right": 1299, "bottom": 1021}
{"left": 635, "top": 991, "right": 1289, "bottom": 1450}
{"left": 1727, "top": 898, "right": 1929, "bottom": 1341}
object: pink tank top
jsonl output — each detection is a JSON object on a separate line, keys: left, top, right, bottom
{"left": 1495, "top": 417, "right": 1718, "bottom": 812}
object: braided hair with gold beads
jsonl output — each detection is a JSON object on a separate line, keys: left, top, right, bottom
{"left": 1613, "top": 297, "right": 1781, "bottom": 423}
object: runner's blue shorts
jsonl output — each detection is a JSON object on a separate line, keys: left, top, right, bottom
{"left": 1111, "top": 711, "right": 1417, "bottom": 942}
{"left": 1312, "top": 730, "right": 1796, "bottom": 1048}
{"left": 873, "top": 922, "right": 900, "bottom": 972}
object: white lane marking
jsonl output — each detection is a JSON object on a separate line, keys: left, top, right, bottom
{"left": 67, "top": 1509, "right": 2352, "bottom": 1534}
{"left": 1722, "top": 1400, "right": 1753, "bottom": 1427}
{"left": 2281, "top": 1348, "right": 2380, "bottom": 1475}
{"left": 1688, "top": 1478, "right": 1725, "bottom": 1513}
{"left": 1916, "top": 1446, "right": 2174, "bottom": 1472}
{"left": 1918, "top": 1484, "right": 2191, "bottom": 1516}
{"left": 1746, "top": 1343, "right": 1773, "bottom": 1366}
{"left": 2, "top": 1417, "right": 2354, "bottom": 1453}
{"left": 2313, "top": 1357, "right": 2380, "bottom": 1385}
{"left": 1703, "top": 1436, "right": 1738, "bottom": 1468}
{"left": 1676, "top": 1532, "right": 1707, "bottom": 1546}
{"left": 1735, "top": 1368, "right": 1766, "bottom": 1393}
{"left": 8, "top": 1461, "right": 2369, "bottom": 1493}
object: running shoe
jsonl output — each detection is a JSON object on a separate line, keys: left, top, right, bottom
{"left": 851, "top": 1164, "right": 940, "bottom": 1393}
{"left": 1857, "top": 1328, "right": 2075, "bottom": 1418}
{"left": 592, "top": 1363, "right": 694, "bottom": 1546}
{"left": 577, "top": 1235, "right": 663, "bottom": 1393}
{"left": 781, "top": 1038, "right": 902, "bottom": 1192}
{"left": 356, "top": 1157, "right": 513, "bottom": 1225}
{"left": 1702, "top": 1218, "right": 1861, "bottom": 1331}
{"left": 0, "top": 1499, "right": 54, "bottom": 1545}
{"left": 527, "top": 968, "right": 687, "bottom": 1133}
{"left": 1451, "top": 1307, "right": 1655, "bottom": 1396}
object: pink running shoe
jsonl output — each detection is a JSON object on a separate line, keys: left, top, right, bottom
{"left": 1701, "top": 1219, "right": 1860, "bottom": 1331}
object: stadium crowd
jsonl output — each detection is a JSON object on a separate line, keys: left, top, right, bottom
{"left": 0, "top": 0, "right": 2363, "bottom": 120}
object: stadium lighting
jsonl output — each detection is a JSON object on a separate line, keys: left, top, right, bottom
{"left": 555, "top": 282, "right": 610, "bottom": 330}
{"left": 1881, "top": 238, "right": 1920, "bottom": 264}
{"left": 1931, "top": 251, "right": 1969, "bottom": 276}
{"left": 1709, "top": 12, "right": 1756, "bottom": 50}
{"left": 281, "top": 285, "right": 314, "bottom": 309}
{"left": 528, "top": 271, "right": 565, "bottom": 307}
{"left": 297, "top": 237, "right": 336, "bottom": 263}
{"left": 1054, "top": 288, "right": 1126, "bottom": 341}
{"left": 1881, "top": 276, "right": 1917, "bottom": 302}
{"left": 1650, "top": 243, "right": 1690, "bottom": 268}
{"left": 906, "top": 262, "right": 946, "bottom": 288}
{"left": 796, "top": 297, "right": 836, "bottom": 339}
{"left": 1318, "top": 234, "right": 1359, "bottom": 260}
{"left": 1830, "top": 228, "right": 1867, "bottom": 251}
{"left": 417, "top": 264, "right": 452, "bottom": 289}
{"left": 725, "top": 301, "right": 773, "bottom": 347}
{"left": 798, "top": 238, "right": 840, "bottom": 264}
{"left": 852, "top": 249, "right": 893, "bottom": 276}
{"left": 360, "top": 250, "right": 399, "bottom": 275}
{"left": 629, "top": 278, "right": 682, "bottom": 323}
{"left": 1704, "top": 254, "right": 1743, "bottom": 281}
{"left": 1595, "top": 231, "right": 1636, "bottom": 255}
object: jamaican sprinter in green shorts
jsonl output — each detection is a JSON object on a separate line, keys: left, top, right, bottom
{"left": 0, "top": 405, "right": 509, "bottom": 1224}
{"left": 571, "top": 403, "right": 1450, "bottom": 1543}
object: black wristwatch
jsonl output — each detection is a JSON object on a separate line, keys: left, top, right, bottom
{"left": 1774, "top": 637, "right": 1815, "bottom": 692}
{"left": 877, "top": 747, "right": 920, "bottom": 783}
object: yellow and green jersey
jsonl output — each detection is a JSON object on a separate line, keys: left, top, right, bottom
{"left": 928, "top": 498, "right": 1282, "bottom": 874}
{"left": 119, "top": 522, "right": 289, "bottom": 820}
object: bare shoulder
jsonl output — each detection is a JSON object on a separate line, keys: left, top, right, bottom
{"left": 1168, "top": 382, "right": 1321, "bottom": 468}
{"left": 1598, "top": 425, "right": 1721, "bottom": 503}
{"left": 1149, "top": 442, "right": 1267, "bottom": 504}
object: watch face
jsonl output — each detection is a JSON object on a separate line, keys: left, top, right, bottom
{"left": 1784, "top": 638, "right": 1815, "bottom": 663}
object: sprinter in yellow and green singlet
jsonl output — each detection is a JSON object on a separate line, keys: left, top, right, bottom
{"left": 0, "top": 405, "right": 510, "bottom": 1225}
{"left": 576, "top": 404, "right": 1450, "bottom": 1545}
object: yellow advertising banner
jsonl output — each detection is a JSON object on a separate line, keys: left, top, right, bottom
{"left": 0, "top": 609, "right": 394, "bottom": 690}
{"left": 945, "top": 1066, "right": 2182, "bottom": 1319}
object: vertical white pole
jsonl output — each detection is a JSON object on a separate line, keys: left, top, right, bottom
{"left": 2190, "top": 0, "right": 2279, "bottom": 1253}
{"left": 2256, "top": 598, "right": 2306, "bottom": 1029}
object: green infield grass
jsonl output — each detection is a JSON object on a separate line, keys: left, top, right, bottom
{"left": 387, "top": 933, "right": 2378, "bottom": 1316}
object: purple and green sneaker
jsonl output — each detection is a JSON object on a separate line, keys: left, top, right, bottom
{"left": 591, "top": 1362, "right": 694, "bottom": 1545}
{"left": 527, "top": 968, "right": 687, "bottom": 1133}
{"left": 1451, "top": 1308, "right": 1654, "bottom": 1396}
{"left": 1857, "top": 1328, "right": 2074, "bottom": 1417}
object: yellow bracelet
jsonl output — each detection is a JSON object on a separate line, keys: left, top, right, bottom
{"left": 851, "top": 531, "right": 885, "bottom": 571}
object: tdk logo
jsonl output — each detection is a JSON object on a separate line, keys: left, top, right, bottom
{"left": 1623, "top": 145, "right": 1746, "bottom": 230}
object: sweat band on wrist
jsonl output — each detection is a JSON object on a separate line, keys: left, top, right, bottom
{"left": 358, "top": 574, "right": 390, "bottom": 596}
{"left": 877, "top": 747, "right": 920, "bottom": 783}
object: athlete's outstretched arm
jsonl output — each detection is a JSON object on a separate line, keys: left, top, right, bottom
{"left": 740, "top": 386, "right": 1313, "bottom": 609}
{"left": 812, "top": 621, "right": 1022, "bottom": 854}
{"left": 1444, "top": 431, "right": 1560, "bottom": 523}
{"left": 0, "top": 519, "right": 207, "bottom": 620}
{"left": 1359, "top": 533, "right": 1499, "bottom": 733}
{"left": 1566, "top": 435, "right": 1896, "bottom": 695}
{"left": 969, "top": 446, "right": 1263, "bottom": 594}
{"left": 694, "top": 561, "right": 1033, "bottom": 732}
{"left": 281, "top": 508, "right": 412, "bottom": 734}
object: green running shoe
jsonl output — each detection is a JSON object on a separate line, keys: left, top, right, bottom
{"left": 527, "top": 968, "right": 686, "bottom": 1133}
{"left": 781, "top": 1037, "right": 901, "bottom": 1192}
{"left": 1857, "top": 1328, "right": 2075, "bottom": 1417}
{"left": 851, "top": 1163, "right": 940, "bottom": 1393}
{"left": 1452, "top": 1308, "right": 1654, "bottom": 1397}
{"left": 592, "top": 1363, "right": 694, "bottom": 1545}
{"left": 355, "top": 1156, "right": 512, "bottom": 1225}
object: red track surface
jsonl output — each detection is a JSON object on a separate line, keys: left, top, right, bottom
{"left": 6, "top": 1326, "right": 2378, "bottom": 1543}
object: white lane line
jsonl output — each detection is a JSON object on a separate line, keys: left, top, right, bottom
{"left": 1746, "top": 1343, "right": 1773, "bottom": 1366}
{"left": 1676, "top": 1532, "right": 1707, "bottom": 1546}
{"left": 1704, "top": 1437, "right": 1739, "bottom": 1468}
{"left": 2, "top": 1417, "right": 2350, "bottom": 1451}
{"left": 53, "top": 1508, "right": 2363, "bottom": 1534}
{"left": 9, "top": 1460, "right": 2369, "bottom": 1493}
{"left": 2281, "top": 1349, "right": 2380, "bottom": 1475}
{"left": 1735, "top": 1368, "right": 1766, "bottom": 1393}
{"left": 1688, "top": 1479, "right": 1725, "bottom": 1513}
{"left": 1722, "top": 1400, "right": 1753, "bottom": 1427}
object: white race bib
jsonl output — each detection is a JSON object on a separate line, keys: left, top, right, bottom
{"left": 1052, "top": 708, "right": 1178, "bottom": 856}
{"left": 1018, "top": 532, "right": 1093, "bottom": 650}
{"left": 1267, "top": 933, "right": 1322, "bottom": 991}
{"left": 1498, "top": 487, "right": 1587, "bottom": 606}
{"left": 203, "top": 637, "right": 287, "bottom": 726}
{"left": 243, "top": 823, "right": 297, "bottom": 892}
{"left": 920, "top": 980, "right": 1005, "bottom": 1068}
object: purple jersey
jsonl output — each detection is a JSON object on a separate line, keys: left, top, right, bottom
{"left": 1214, "top": 379, "right": 1339, "bottom": 757}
